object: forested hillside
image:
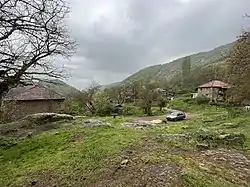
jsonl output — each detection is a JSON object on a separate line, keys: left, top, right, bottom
{"left": 121, "top": 42, "right": 235, "bottom": 84}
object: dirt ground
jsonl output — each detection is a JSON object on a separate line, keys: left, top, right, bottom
{"left": 132, "top": 113, "right": 200, "bottom": 121}
{"left": 87, "top": 141, "right": 185, "bottom": 187}
{"left": 86, "top": 139, "right": 250, "bottom": 187}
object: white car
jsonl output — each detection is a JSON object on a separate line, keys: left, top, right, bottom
{"left": 166, "top": 110, "right": 186, "bottom": 121}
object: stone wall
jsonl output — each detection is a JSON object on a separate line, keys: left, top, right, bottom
{"left": 3, "top": 99, "right": 64, "bottom": 120}
{"left": 198, "top": 87, "right": 227, "bottom": 102}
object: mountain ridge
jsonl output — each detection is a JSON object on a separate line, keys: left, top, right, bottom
{"left": 39, "top": 79, "right": 81, "bottom": 98}
{"left": 106, "top": 41, "right": 235, "bottom": 87}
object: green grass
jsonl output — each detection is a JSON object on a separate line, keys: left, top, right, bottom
{"left": 0, "top": 118, "right": 143, "bottom": 186}
{"left": 1, "top": 99, "right": 250, "bottom": 186}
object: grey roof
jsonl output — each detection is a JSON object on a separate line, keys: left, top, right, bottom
{"left": 4, "top": 85, "right": 65, "bottom": 101}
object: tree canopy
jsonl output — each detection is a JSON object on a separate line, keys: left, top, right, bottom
{"left": 0, "top": 0, "right": 76, "bottom": 97}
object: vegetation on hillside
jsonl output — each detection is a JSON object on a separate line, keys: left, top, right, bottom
{"left": 120, "top": 42, "right": 234, "bottom": 85}
{"left": 39, "top": 79, "right": 81, "bottom": 98}
{"left": 62, "top": 27, "right": 250, "bottom": 117}
{"left": 227, "top": 30, "right": 250, "bottom": 104}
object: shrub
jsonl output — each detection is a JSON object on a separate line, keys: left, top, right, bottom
{"left": 169, "top": 98, "right": 190, "bottom": 112}
{"left": 123, "top": 104, "right": 144, "bottom": 116}
{"left": 195, "top": 128, "right": 246, "bottom": 149}
{"left": 192, "top": 96, "right": 210, "bottom": 105}
{"left": 96, "top": 104, "right": 112, "bottom": 117}
{"left": 62, "top": 99, "right": 86, "bottom": 115}
{"left": 157, "top": 96, "right": 168, "bottom": 111}
{"left": 152, "top": 107, "right": 166, "bottom": 116}
{"left": 0, "top": 137, "right": 17, "bottom": 149}
{"left": 226, "top": 107, "right": 244, "bottom": 118}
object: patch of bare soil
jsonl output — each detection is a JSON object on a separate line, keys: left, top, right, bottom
{"left": 21, "top": 170, "right": 61, "bottom": 187}
{"left": 132, "top": 115, "right": 166, "bottom": 122}
{"left": 94, "top": 162, "right": 182, "bottom": 187}
{"left": 87, "top": 141, "right": 185, "bottom": 187}
{"left": 196, "top": 149, "right": 250, "bottom": 186}
{"left": 87, "top": 138, "right": 250, "bottom": 187}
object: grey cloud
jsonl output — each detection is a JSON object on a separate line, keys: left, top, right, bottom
{"left": 63, "top": 0, "right": 250, "bottom": 88}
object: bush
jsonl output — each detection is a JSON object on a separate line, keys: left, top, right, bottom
{"left": 226, "top": 107, "right": 244, "bottom": 118}
{"left": 169, "top": 98, "right": 190, "bottom": 112}
{"left": 157, "top": 96, "right": 168, "bottom": 110}
{"left": 62, "top": 99, "right": 86, "bottom": 115}
{"left": 0, "top": 137, "right": 17, "bottom": 149}
{"left": 123, "top": 104, "right": 144, "bottom": 116}
{"left": 96, "top": 104, "right": 112, "bottom": 117}
{"left": 152, "top": 107, "right": 167, "bottom": 116}
{"left": 195, "top": 128, "right": 246, "bottom": 149}
{"left": 192, "top": 96, "right": 210, "bottom": 105}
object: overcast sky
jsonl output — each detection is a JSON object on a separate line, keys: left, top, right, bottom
{"left": 61, "top": 0, "right": 250, "bottom": 89}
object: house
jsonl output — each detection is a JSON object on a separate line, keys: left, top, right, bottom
{"left": 155, "top": 88, "right": 175, "bottom": 99}
{"left": 3, "top": 84, "right": 65, "bottom": 120}
{"left": 197, "top": 80, "right": 230, "bottom": 102}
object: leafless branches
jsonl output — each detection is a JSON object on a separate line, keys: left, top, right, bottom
{"left": 76, "top": 82, "right": 101, "bottom": 115}
{"left": 0, "top": 0, "right": 76, "bottom": 94}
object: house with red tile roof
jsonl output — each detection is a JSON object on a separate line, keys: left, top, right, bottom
{"left": 197, "top": 80, "right": 230, "bottom": 102}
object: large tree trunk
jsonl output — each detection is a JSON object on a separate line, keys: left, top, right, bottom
{"left": 145, "top": 104, "right": 152, "bottom": 116}
{"left": 147, "top": 106, "right": 152, "bottom": 116}
{"left": 0, "top": 91, "right": 4, "bottom": 122}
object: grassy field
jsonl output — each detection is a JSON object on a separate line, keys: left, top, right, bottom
{"left": 0, "top": 99, "right": 250, "bottom": 187}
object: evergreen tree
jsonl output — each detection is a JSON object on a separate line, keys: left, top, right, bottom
{"left": 182, "top": 56, "right": 191, "bottom": 87}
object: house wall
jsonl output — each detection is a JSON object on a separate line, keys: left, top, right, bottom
{"left": 4, "top": 99, "right": 64, "bottom": 120}
{"left": 198, "top": 87, "right": 213, "bottom": 99}
{"left": 198, "top": 87, "right": 227, "bottom": 101}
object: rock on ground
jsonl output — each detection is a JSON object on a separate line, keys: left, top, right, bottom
{"left": 121, "top": 120, "right": 154, "bottom": 129}
{"left": 23, "top": 113, "right": 74, "bottom": 122}
{"left": 82, "top": 119, "right": 110, "bottom": 127}
{"left": 196, "top": 128, "right": 246, "bottom": 148}
{"left": 0, "top": 113, "right": 74, "bottom": 137}
{"left": 158, "top": 133, "right": 190, "bottom": 139}
{"left": 151, "top": 119, "right": 163, "bottom": 124}
{"left": 197, "top": 149, "right": 250, "bottom": 185}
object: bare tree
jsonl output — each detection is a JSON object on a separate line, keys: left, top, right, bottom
{"left": 77, "top": 82, "right": 101, "bottom": 115}
{"left": 0, "top": 0, "right": 76, "bottom": 107}
{"left": 105, "top": 84, "right": 131, "bottom": 105}
{"left": 138, "top": 82, "right": 159, "bottom": 116}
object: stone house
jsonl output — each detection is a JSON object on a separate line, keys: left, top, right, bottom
{"left": 197, "top": 80, "right": 230, "bottom": 102}
{"left": 3, "top": 84, "right": 65, "bottom": 120}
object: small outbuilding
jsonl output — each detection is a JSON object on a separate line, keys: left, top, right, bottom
{"left": 4, "top": 84, "right": 65, "bottom": 120}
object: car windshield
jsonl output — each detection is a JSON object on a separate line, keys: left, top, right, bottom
{"left": 169, "top": 112, "right": 179, "bottom": 116}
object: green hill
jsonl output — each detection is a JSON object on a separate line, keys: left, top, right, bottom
{"left": 120, "top": 42, "right": 235, "bottom": 84}
{"left": 39, "top": 79, "right": 81, "bottom": 98}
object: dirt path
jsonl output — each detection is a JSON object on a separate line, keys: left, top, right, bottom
{"left": 132, "top": 115, "right": 166, "bottom": 121}
{"left": 131, "top": 113, "right": 200, "bottom": 122}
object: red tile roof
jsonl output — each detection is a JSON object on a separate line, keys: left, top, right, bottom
{"left": 4, "top": 85, "right": 65, "bottom": 101}
{"left": 198, "top": 80, "right": 230, "bottom": 88}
